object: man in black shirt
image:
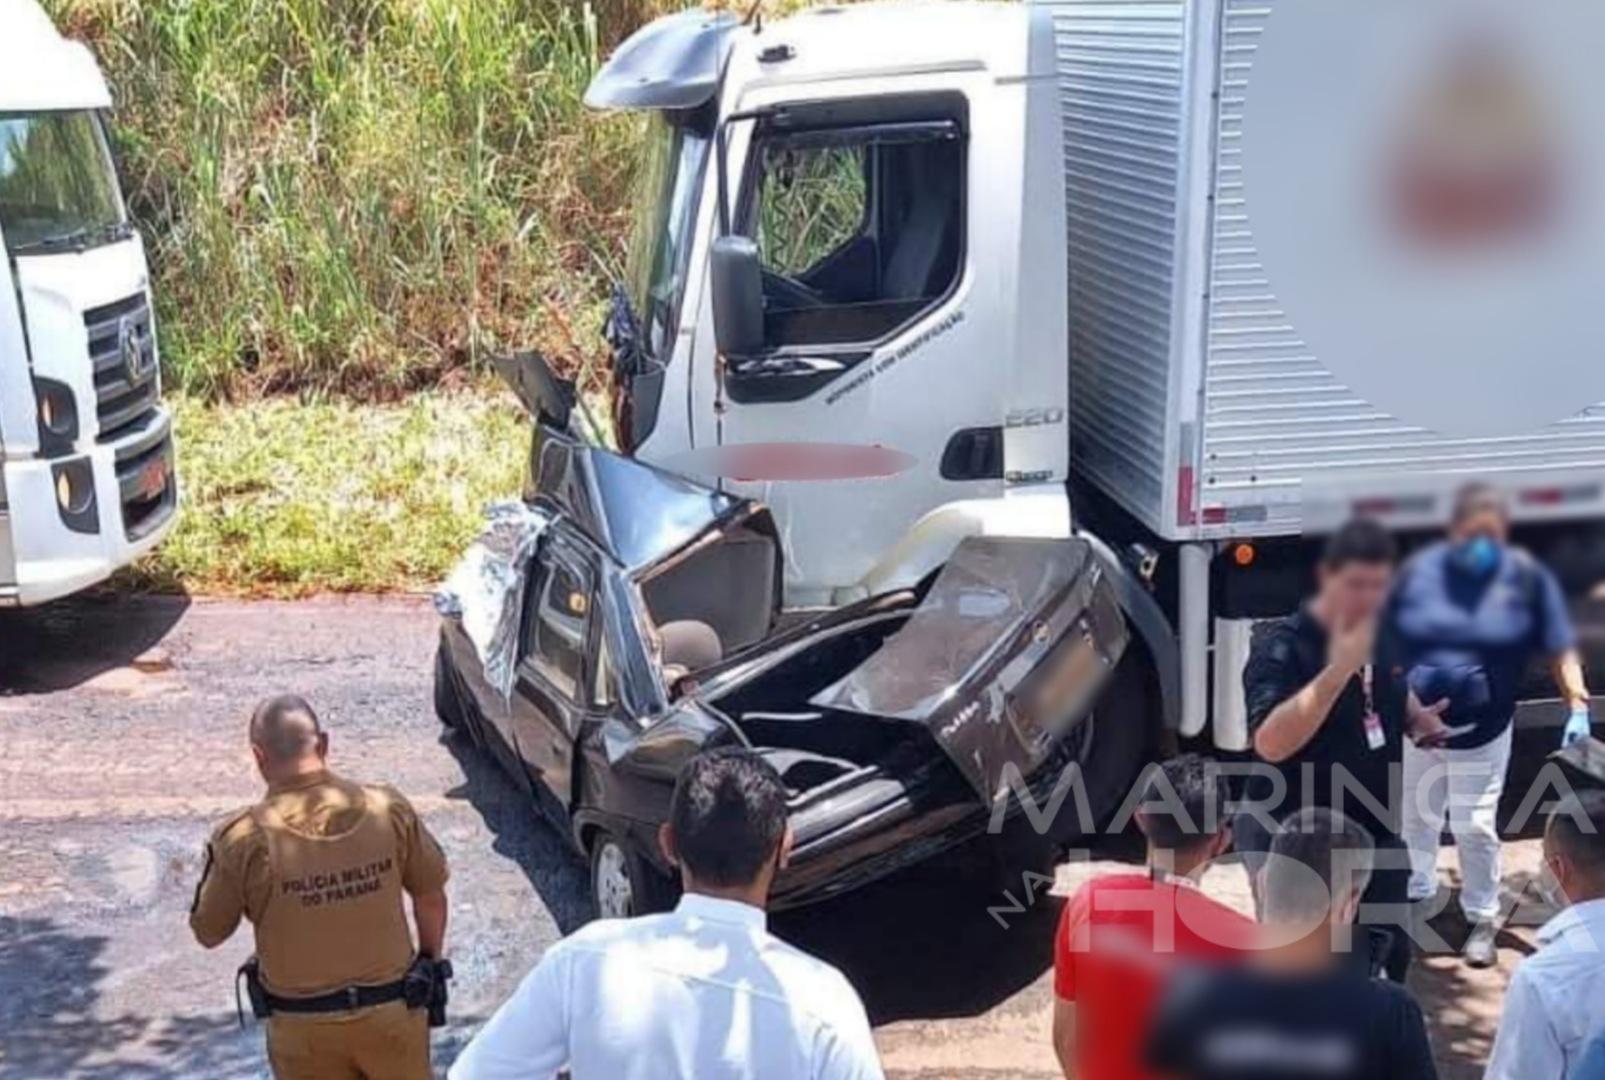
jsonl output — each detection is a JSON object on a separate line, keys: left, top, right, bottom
{"left": 1237, "top": 518, "right": 1447, "bottom": 980}
{"left": 1148, "top": 808, "right": 1439, "bottom": 1080}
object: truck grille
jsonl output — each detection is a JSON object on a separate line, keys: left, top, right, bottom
{"left": 114, "top": 425, "right": 176, "bottom": 542}
{"left": 85, "top": 294, "right": 160, "bottom": 441}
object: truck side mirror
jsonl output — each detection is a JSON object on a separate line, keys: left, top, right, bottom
{"left": 710, "top": 235, "right": 765, "bottom": 359}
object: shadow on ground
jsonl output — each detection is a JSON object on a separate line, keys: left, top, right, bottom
{"left": 0, "top": 915, "right": 258, "bottom": 1080}
{"left": 0, "top": 593, "right": 190, "bottom": 695}
{"left": 778, "top": 854, "right": 1066, "bottom": 1026}
{"left": 442, "top": 728, "right": 593, "bottom": 935}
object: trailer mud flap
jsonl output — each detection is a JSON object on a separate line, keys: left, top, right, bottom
{"left": 811, "top": 536, "right": 1130, "bottom": 808}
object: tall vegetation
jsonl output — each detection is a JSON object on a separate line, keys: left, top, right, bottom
{"left": 46, "top": 0, "right": 678, "bottom": 399}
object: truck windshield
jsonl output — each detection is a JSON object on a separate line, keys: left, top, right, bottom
{"left": 0, "top": 111, "right": 129, "bottom": 255}
{"left": 626, "top": 114, "right": 710, "bottom": 359}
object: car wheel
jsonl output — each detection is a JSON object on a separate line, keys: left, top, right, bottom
{"left": 589, "top": 831, "right": 676, "bottom": 919}
{"left": 433, "top": 642, "right": 470, "bottom": 734}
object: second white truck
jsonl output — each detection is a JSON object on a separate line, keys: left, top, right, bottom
{"left": 0, "top": 0, "right": 176, "bottom": 606}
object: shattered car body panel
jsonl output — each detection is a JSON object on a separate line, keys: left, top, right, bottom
{"left": 436, "top": 388, "right": 1130, "bottom": 908}
{"left": 435, "top": 500, "right": 551, "bottom": 699}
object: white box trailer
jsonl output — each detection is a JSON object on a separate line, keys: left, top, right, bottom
{"left": 1041, "top": 0, "right": 1605, "bottom": 541}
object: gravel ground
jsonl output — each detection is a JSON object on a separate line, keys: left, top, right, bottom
{"left": 0, "top": 595, "right": 1550, "bottom": 1078}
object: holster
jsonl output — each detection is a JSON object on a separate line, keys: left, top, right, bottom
{"left": 237, "top": 957, "right": 271, "bottom": 1025}
{"left": 404, "top": 955, "right": 454, "bottom": 1028}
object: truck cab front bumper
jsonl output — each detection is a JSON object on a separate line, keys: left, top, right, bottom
{"left": 0, "top": 408, "right": 177, "bottom": 606}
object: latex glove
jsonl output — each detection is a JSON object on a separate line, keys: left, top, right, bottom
{"left": 1561, "top": 705, "right": 1593, "bottom": 749}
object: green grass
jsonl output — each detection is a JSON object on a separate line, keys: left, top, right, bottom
{"left": 124, "top": 388, "right": 529, "bottom": 595}
{"left": 47, "top": 0, "right": 677, "bottom": 399}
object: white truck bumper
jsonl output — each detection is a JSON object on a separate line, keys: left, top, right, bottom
{"left": 0, "top": 408, "right": 177, "bottom": 607}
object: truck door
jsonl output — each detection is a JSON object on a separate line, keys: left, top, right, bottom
{"left": 705, "top": 93, "right": 1000, "bottom": 605}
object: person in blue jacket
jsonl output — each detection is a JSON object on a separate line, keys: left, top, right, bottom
{"left": 1387, "top": 482, "right": 1593, "bottom": 969}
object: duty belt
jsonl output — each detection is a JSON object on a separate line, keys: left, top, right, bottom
{"left": 236, "top": 955, "right": 451, "bottom": 1027}
{"left": 262, "top": 979, "right": 409, "bottom": 1015}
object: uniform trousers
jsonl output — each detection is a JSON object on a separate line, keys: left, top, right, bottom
{"left": 265, "top": 1000, "right": 429, "bottom": 1080}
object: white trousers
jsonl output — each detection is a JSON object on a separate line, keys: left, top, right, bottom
{"left": 1400, "top": 724, "right": 1513, "bottom": 921}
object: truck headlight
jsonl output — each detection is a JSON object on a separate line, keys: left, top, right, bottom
{"left": 50, "top": 458, "right": 98, "bottom": 534}
{"left": 33, "top": 376, "right": 79, "bottom": 454}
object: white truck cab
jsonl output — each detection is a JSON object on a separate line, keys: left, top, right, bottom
{"left": 598, "top": 5, "right": 1072, "bottom": 609}
{"left": 0, "top": 0, "right": 176, "bottom": 606}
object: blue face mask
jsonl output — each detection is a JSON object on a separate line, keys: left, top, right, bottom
{"left": 1450, "top": 534, "right": 1502, "bottom": 579}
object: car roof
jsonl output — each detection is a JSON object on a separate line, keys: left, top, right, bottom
{"left": 533, "top": 428, "right": 749, "bottom": 575}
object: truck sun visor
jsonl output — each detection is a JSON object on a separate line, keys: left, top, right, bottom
{"left": 434, "top": 500, "right": 551, "bottom": 699}
{"left": 583, "top": 8, "right": 738, "bottom": 111}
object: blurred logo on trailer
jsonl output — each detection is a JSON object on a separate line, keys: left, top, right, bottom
{"left": 1240, "top": 0, "right": 1605, "bottom": 438}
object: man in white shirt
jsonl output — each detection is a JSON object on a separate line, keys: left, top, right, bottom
{"left": 448, "top": 747, "right": 885, "bottom": 1080}
{"left": 1486, "top": 789, "right": 1605, "bottom": 1080}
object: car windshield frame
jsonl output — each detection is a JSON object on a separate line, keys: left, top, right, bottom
{"left": 0, "top": 109, "right": 129, "bottom": 255}
{"left": 625, "top": 110, "right": 712, "bottom": 362}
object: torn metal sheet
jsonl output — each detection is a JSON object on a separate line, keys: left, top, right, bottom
{"left": 812, "top": 538, "right": 1093, "bottom": 720}
{"left": 434, "top": 500, "right": 551, "bottom": 699}
{"left": 810, "top": 536, "right": 1129, "bottom": 805}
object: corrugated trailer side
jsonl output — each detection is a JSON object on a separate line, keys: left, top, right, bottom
{"left": 1039, "top": 0, "right": 1197, "bottom": 540}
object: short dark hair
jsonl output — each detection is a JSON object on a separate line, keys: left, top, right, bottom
{"left": 1321, "top": 517, "right": 1397, "bottom": 571}
{"left": 668, "top": 747, "right": 789, "bottom": 888}
{"left": 1451, "top": 481, "right": 1509, "bottom": 527}
{"left": 1549, "top": 791, "right": 1605, "bottom": 878}
{"left": 1263, "top": 807, "right": 1376, "bottom": 922}
{"left": 1135, "top": 754, "right": 1230, "bottom": 851}
{"left": 248, "top": 694, "right": 322, "bottom": 763}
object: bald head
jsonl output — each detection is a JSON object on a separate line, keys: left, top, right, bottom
{"left": 249, "top": 695, "right": 324, "bottom": 767}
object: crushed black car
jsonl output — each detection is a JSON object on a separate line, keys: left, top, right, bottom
{"left": 433, "top": 358, "right": 1133, "bottom": 917}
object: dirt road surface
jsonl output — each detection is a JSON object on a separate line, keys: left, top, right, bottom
{"left": 1, "top": 596, "right": 1552, "bottom": 1078}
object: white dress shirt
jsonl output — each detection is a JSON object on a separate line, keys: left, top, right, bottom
{"left": 1486, "top": 898, "right": 1605, "bottom": 1080}
{"left": 448, "top": 893, "right": 885, "bottom": 1080}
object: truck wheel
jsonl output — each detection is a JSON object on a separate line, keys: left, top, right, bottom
{"left": 589, "top": 831, "right": 677, "bottom": 920}
{"left": 1051, "top": 647, "right": 1156, "bottom": 841}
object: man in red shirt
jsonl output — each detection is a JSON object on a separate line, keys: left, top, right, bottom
{"left": 1053, "top": 754, "right": 1254, "bottom": 1080}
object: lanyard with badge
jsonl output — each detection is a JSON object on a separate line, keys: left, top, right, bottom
{"left": 1361, "top": 663, "right": 1387, "bottom": 751}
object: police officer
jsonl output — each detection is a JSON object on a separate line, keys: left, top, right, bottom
{"left": 190, "top": 695, "right": 450, "bottom": 1079}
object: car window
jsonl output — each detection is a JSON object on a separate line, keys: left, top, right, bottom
{"left": 522, "top": 553, "right": 593, "bottom": 702}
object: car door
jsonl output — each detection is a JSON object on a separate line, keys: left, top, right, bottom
{"left": 509, "top": 530, "right": 597, "bottom": 817}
